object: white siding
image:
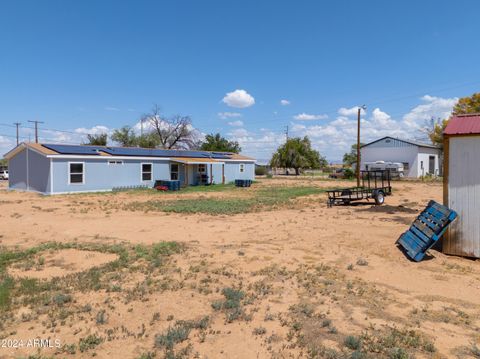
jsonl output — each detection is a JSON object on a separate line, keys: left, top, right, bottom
{"left": 361, "top": 138, "right": 441, "bottom": 178}
{"left": 361, "top": 145, "right": 419, "bottom": 177}
{"left": 417, "top": 147, "right": 441, "bottom": 177}
{"left": 444, "top": 136, "right": 480, "bottom": 258}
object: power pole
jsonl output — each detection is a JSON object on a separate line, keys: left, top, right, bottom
{"left": 13, "top": 122, "right": 21, "bottom": 145}
{"left": 28, "top": 120, "right": 44, "bottom": 143}
{"left": 284, "top": 125, "right": 289, "bottom": 142}
{"left": 356, "top": 105, "right": 366, "bottom": 187}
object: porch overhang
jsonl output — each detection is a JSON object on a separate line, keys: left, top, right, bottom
{"left": 171, "top": 157, "right": 224, "bottom": 165}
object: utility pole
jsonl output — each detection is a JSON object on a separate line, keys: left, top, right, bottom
{"left": 284, "top": 125, "right": 289, "bottom": 142}
{"left": 356, "top": 105, "right": 366, "bottom": 187}
{"left": 28, "top": 120, "right": 44, "bottom": 143}
{"left": 13, "top": 122, "right": 21, "bottom": 145}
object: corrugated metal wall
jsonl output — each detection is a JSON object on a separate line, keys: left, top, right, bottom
{"left": 444, "top": 136, "right": 480, "bottom": 258}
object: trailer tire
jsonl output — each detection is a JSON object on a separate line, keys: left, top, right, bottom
{"left": 374, "top": 190, "right": 385, "bottom": 205}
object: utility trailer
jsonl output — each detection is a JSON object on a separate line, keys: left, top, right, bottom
{"left": 326, "top": 170, "right": 392, "bottom": 207}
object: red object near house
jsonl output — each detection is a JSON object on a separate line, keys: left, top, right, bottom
{"left": 444, "top": 114, "right": 480, "bottom": 135}
{"left": 155, "top": 185, "right": 168, "bottom": 191}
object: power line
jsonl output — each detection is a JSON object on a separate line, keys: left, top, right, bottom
{"left": 27, "top": 120, "right": 44, "bottom": 143}
{"left": 0, "top": 78, "right": 476, "bottom": 149}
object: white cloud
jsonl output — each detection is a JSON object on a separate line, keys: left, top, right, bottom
{"left": 218, "top": 112, "right": 242, "bottom": 120}
{"left": 218, "top": 95, "right": 457, "bottom": 162}
{"left": 222, "top": 89, "right": 255, "bottom": 108}
{"left": 280, "top": 99, "right": 291, "bottom": 106}
{"left": 402, "top": 94, "right": 457, "bottom": 129}
{"left": 338, "top": 106, "right": 366, "bottom": 117}
{"left": 75, "top": 125, "right": 111, "bottom": 135}
{"left": 104, "top": 106, "right": 120, "bottom": 111}
{"left": 293, "top": 113, "right": 328, "bottom": 121}
{"left": 0, "top": 136, "right": 14, "bottom": 156}
{"left": 228, "top": 120, "right": 244, "bottom": 127}
{"left": 227, "top": 129, "right": 286, "bottom": 164}
{"left": 229, "top": 128, "right": 249, "bottom": 138}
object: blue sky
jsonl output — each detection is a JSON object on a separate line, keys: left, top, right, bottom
{"left": 1, "top": 0, "right": 480, "bottom": 162}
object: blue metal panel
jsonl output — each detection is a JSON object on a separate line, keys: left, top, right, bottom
{"left": 8, "top": 148, "right": 50, "bottom": 193}
{"left": 223, "top": 162, "right": 255, "bottom": 182}
{"left": 396, "top": 200, "right": 457, "bottom": 262}
{"left": 28, "top": 149, "right": 51, "bottom": 193}
{"left": 51, "top": 158, "right": 171, "bottom": 193}
{"left": 8, "top": 148, "right": 28, "bottom": 190}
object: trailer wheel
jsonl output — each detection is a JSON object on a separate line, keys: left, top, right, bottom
{"left": 374, "top": 191, "right": 385, "bottom": 205}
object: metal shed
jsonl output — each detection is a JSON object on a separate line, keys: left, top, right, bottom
{"left": 442, "top": 113, "right": 480, "bottom": 258}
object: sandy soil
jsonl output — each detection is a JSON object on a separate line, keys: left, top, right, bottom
{"left": 8, "top": 249, "right": 119, "bottom": 280}
{"left": 0, "top": 179, "right": 479, "bottom": 359}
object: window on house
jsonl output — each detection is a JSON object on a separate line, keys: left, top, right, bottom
{"left": 402, "top": 162, "right": 409, "bottom": 171}
{"left": 239, "top": 164, "right": 245, "bottom": 173}
{"left": 142, "top": 163, "right": 152, "bottom": 181}
{"left": 171, "top": 163, "right": 179, "bottom": 180}
{"left": 198, "top": 164, "right": 206, "bottom": 173}
{"left": 108, "top": 160, "right": 123, "bottom": 165}
{"left": 69, "top": 162, "right": 84, "bottom": 184}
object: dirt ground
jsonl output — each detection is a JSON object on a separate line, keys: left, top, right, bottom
{"left": 0, "top": 178, "right": 479, "bottom": 359}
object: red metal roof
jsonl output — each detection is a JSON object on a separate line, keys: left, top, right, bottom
{"left": 444, "top": 114, "right": 480, "bottom": 135}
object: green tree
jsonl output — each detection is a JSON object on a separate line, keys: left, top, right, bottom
{"left": 426, "top": 92, "right": 480, "bottom": 148}
{"left": 342, "top": 143, "right": 364, "bottom": 167}
{"left": 111, "top": 126, "right": 138, "bottom": 147}
{"left": 200, "top": 133, "right": 241, "bottom": 153}
{"left": 83, "top": 133, "right": 108, "bottom": 146}
{"left": 452, "top": 92, "right": 480, "bottom": 115}
{"left": 270, "top": 136, "right": 327, "bottom": 175}
{"left": 428, "top": 119, "right": 449, "bottom": 147}
{"left": 137, "top": 133, "right": 159, "bottom": 148}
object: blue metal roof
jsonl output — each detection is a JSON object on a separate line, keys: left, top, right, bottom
{"left": 42, "top": 143, "right": 234, "bottom": 159}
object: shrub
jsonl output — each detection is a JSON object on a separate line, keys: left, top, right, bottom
{"left": 344, "top": 168, "right": 355, "bottom": 179}
{"left": 79, "top": 334, "right": 102, "bottom": 352}
{"left": 253, "top": 327, "right": 267, "bottom": 335}
{"left": 155, "top": 324, "right": 191, "bottom": 350}
{"left": 356, "top": 258, "right": 368, "bottom": 266}
{"left": 344, "top": 335, "right": 362, "bottom": 350}
{"left": 388, "top": 347, "right": 409, "bottom": 359}
{"left": 211, "top": 288, "right": 247, "bottom": 323}
{"left": 0, "top": 276, "right": 14, "bottom": 310}
{"left": 52, "top": 293, "right": 72, "bottom": 306}
{"left": 255, "top": 166, "right": 267, "bottom": 176}
{"left": 155, "top": 316, "right": 210, "bottom": 350}
{"left": 96, "top": 310, "right": 108, "bottom": 324}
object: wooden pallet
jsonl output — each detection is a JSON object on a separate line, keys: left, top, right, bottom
{"left": 396, "top": 200, "right": 457, "bottom": 262}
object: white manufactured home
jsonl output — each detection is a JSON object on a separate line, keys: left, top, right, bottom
{"left": 442, "top": 114, "right": 480, "bottom": 258}
{"left": 360, "top": 136, "right": 441, "bottom": 178}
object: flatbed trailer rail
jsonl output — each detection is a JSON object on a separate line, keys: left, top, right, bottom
{"left": 327, "top": 170, "right": 392, "bottom": 207}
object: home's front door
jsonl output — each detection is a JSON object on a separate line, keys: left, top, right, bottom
{"left": 170, "top": 163, "right": 179, "bottom": 180}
